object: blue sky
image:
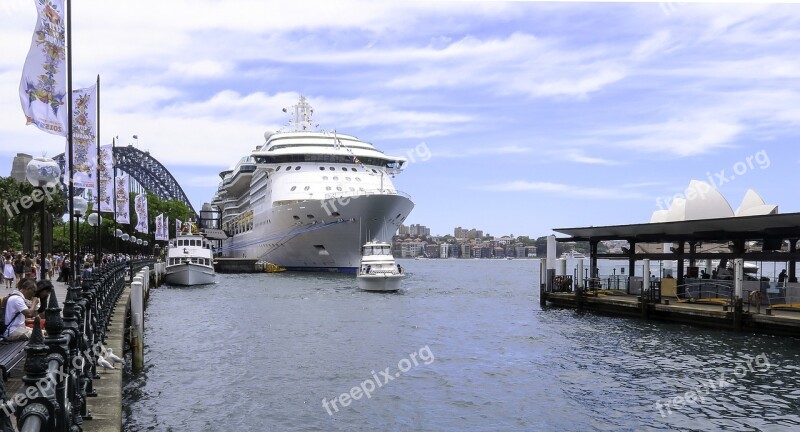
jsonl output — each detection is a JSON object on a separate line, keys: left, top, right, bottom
{"left": 1, "top": 1, "right": 799, "bottom": 237}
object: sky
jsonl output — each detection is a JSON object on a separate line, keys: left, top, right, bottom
{"left": 1, "top": 0, "right": 799, "bottom": 238}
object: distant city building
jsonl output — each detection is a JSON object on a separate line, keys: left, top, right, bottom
{"left": 398, "top": 224, "right": 409, "bottom": 235}
{"left": 409, "top": 224, "right": 430, "bottom": 237}
{"left": 10, "top": 153, "right": 32, "bottom": 182}
{"left": 497, "top": 236, "right": 515, "bottom": 245}
{"left": 425, "top": 244, "right": 439, "bottom": 258}
{"left": 401, "top": 240, "right": 426, "bottom": 257}
{"left": 525, "top": 246, "right": 538, "bottom": 257}
{"left": 454, "top": 226, "right": 467, "bottom": 239}
{"left": 461, "top": 243, "right": 472, "bottom": 258}
{"left": 440, "top": 243, "right": 452, "bottom": 258}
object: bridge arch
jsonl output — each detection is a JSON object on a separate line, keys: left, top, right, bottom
{"left": 55, "top": 145, "right": 197, "bottom": 217}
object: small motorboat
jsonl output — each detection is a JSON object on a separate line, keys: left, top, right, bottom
{"left": 357, "top": 241, "right": 405, "bottom": 292}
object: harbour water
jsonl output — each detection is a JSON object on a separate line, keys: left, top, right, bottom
{"left": 123, "top": 259, "right": 800, "bottom": 431}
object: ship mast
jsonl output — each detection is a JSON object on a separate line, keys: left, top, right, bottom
{"left": 283, "top": 95, "right": 316, "bottom": 131}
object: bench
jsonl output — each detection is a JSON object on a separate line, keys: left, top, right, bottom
{"left": 0, "top": 340, "right": 27, "bottom": 381}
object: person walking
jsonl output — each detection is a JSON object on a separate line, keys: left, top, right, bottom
{"left": 44, "top": 254, "right": 52, "bottom": 280}
{"left": 3, "top": 255, "right": 15, "bottom": 289}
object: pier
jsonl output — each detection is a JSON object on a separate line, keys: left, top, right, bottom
{"left": 0, "top": 260, "right": 164, "bottom": 431}
{"left": 542, "top": 211, "right": 800, "bottom": 337}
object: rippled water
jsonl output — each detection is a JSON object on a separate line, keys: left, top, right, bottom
{"left": 123, "top": 259, "right": 800, "bottom": 431}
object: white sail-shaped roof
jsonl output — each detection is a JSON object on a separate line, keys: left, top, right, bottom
{"left": 665, "top": 198, "right": 686, "bottom": 222}
{"left": 735, "top": 189, "right": 778, "bottom": 217}
{"left": 684, "top": 180, "right": 734, "bottom": 220}
{"left": 650, "top": 210, "right": 669, "bottom": 223}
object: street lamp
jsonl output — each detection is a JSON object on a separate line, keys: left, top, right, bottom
{"left": 154, "top": 243, "right": 160, "bottom": 259}
{"left": 26, "top": 157, "right": 60, "bottom": 281}
{"left": 87, "top": 213, "right": 102, "bottom": 255}
{"left": 121, "top": 233, "right": 129, "bottom": 255}
{"left": 143, "top": 240, "right": 149, "bottom": 256}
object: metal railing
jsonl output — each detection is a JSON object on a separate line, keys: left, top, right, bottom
{"left": 0, "top": 259, "right": 154, "bottom": 431}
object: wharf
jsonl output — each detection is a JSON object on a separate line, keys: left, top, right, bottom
{"left": 543, "top": 291, "right": 800, "bottom": 337}
{"left": 3, "top": 271, "right": 146, "bottom": 431}
{"left": 214, "top": 257, "right": 258, "bottom": 273}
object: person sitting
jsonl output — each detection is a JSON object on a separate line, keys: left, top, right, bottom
{"left": 34, "top": 280, "right": 53, "bottom": 319}
{"left": 3, "top": 279, "right": 39, "bottom": 340}
{"left": 778, "top": 269, "right": 788, "bottom": 284}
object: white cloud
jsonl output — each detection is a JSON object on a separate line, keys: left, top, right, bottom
{"left": 479, "top": 180, "right": 649, "bottom": 200}
{"left": 434, "top": 145, "right": 531, "bottom": 159}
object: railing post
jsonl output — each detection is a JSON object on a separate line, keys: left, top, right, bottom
{"left": 16, "top": 318, "right": 56, "bottom": 431}
{"left": 62, "top": 285, "right": 88, "bottom": 425}
{"left": 130, "top": 277, "right": 145, "bottom": 372}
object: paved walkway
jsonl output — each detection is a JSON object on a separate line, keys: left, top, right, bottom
{"left": 3, "top": 278, "right": 128, "bottom": 431}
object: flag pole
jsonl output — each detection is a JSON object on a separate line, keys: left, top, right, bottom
{"left": 95, "top": 74, "right": 101, "bottom": 258}
{"left": 113, "top": 137, "right": 117, "bottom": 255}
{"left": 66, "top": 0, "right": 75, "bottom": 284}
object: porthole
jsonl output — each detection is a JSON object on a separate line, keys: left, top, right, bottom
{"left": 323, "top": 176, "right": 328, "bottom": 180}
{"left": 276, "top": 166, "right": 281, "bottom": 171}
{"left": 336, "top": 186, "right": 342, "bottom": 191}
{"left": 293, "top": 215, "right": 300, "bottom": 220}
{"left": 290, "top": 186, "right": 297, "bottom": 191}
{"left": 304, "top": 186, "right": 310, "bottom": 191}
{"left": 333, "top": 176, "right": 339, "bottom": 181}
{"left": 371, "top": 169, "right": 377, "bottom": 173}
{"left": 356, "top": 177, "right": 361, "bottom": 182}
{"left": 345, "top": 177, "right": 351, "bottom": 181}
{"left": 341, "top": 167, "right": 347, "bottom": 171}
{"left": 351, "top": 168, "right": 357, "bottom": 172}
{"left": 307, "top": 214, "right": 314, "bottom": 219}
{"left": 326, "top": 186, "right": 331, "bottom": 191}
{"left": 295, "top": 166, "right": 301, "bottom": 170}
{"left": 349, "top": 187, "right": 355, "bottom": 191}
{"left": 329, "top": 167, "right": 335, "bottom": 171}
{"left": 332, "top": 212, "right": 340, "bottom": 217}
{"left": 319, "top": 167, "right": 325, "bottom": 171}
{"left": 286, "top": 166, "right": 292, "bottom": 171}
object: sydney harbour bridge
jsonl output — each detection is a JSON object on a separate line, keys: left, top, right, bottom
{"left": 55, "top": 144, "right": 198, "bottom": 218}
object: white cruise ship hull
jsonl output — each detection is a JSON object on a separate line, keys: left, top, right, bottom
{"left": 220, "top": 193, "right": 413, "bottom": 272}
{"left": 165, "top": 263, "right": 216, "bottom": 286}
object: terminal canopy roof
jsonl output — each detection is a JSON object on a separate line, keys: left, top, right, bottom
{"left": 554, "top": 212, "right": 800, "bottom": 243}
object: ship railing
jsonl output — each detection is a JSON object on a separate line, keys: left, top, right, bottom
{"left": 323, "top": 189, "right": 412, "bottom": 200}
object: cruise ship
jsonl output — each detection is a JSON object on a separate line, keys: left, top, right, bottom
{"left": 206, "top": 96, "right": 414, "bottom": 272}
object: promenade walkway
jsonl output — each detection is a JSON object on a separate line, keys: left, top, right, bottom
{"left": 2, "top": 278, "right": 129, "bottom": 431}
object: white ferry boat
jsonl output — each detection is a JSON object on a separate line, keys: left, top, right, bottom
{"left": 164, "top": 232, "right": 216, "bottom": 286}
{"left": 561, "top": 250, "right": 587, "bottom": 259}
{"left": 207, "top": 96, "right": 414, "bottom": 273}
{"left": 357, "top": 242, "right": 404, "bottom": 292}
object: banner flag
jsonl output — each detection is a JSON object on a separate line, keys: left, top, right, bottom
{"left": 134, "top": 193, "right": 148, "bottom": 234}
{"left": 64, "top": 85, "right": 98, "bottom": 188}
{"left": 19, "top": 0, "right": 68, "bottom": 136}
{"left": 115, "top": 175, "right": 130, "bottom": 224}
{"left": 176, "top": 219, "right": 182, "bottom": 235}
{"left": 96, "top": 144, "right": 114, "bottom": 212}
{"left": 155, "top": 213, "right": 168, "bottom": 240}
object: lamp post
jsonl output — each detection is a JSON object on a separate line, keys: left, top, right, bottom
{"left": 73, "top": 196, "right": 88, "bottom": 280}
{"left": 121, "top": 233, "right": 129, "bottom": 255}
{"left": 115, "top": 228, "right": 123, "bottom": 257}
{"left": 143, "top": 240, "right": 149, "bottom": 257}
{"left": 154, "top": 243, "right": 160, "bottom": 259}
{"left": 26, "top": 157, "right": 61, "bottom": 281}
{"left": 87, "top": 213, "right": 102, "bottom": 255}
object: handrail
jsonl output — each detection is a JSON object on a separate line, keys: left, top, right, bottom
{"left": 1, "top": 258, "right": 156, "bottom": 431}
